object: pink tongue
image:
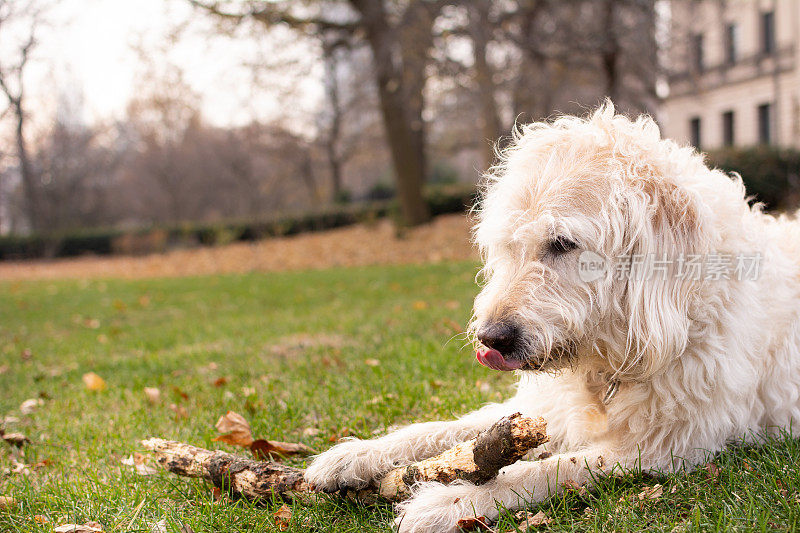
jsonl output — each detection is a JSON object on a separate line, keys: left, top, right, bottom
{"left": 476, "top": 348, "right": 525, "bottom": 371}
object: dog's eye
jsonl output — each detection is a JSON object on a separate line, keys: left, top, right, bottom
{"left": 547, "top": 237, "right": 578, "bottom": 255}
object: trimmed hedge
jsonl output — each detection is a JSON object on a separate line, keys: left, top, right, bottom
{"left": 0, "top": 183, "right": 478, "bottom": 260}
{"left": 7, "top": 147, "right": 798, "bottom": 261}
{"left": 706, "top": 147, "right": 800, "bottom": 211}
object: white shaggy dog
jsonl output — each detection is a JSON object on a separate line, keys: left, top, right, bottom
{"left": 305, "top": 102, "right": 800, "bottom": 532}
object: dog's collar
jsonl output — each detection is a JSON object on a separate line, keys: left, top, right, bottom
{"left": 602, "top": 379, "right": 620, "bottom": 405}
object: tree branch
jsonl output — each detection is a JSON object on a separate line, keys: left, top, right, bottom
{"left": 189, "top": 0, "right": 360, "bottom": 33}
{"left": 143, "top": 413, "right": 548, "bottom": 503}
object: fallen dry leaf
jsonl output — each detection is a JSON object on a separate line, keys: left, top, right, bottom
{"left": 144, "top": 387, "right": 161, "bottom": 404}
{"left": 1, "top": 432, "right": 29, "bottom": 447}
{"left": 171, "top": 386, "right": 189, "bottom": 400}
{"left": 33, "top": 515, "right": 49, "bottom": 524}
{"left": 475, "top": 380, "right": 491, "bottom": 393}
{"left": 19, "top": 398, "right": 43, "bottom": 415}
{"left": 168, "top": 404, "right": 188, "bottom": 419}
{"left": 273, "top": 504, "right": 293, "bottom": 531}
{"left": 302, "top": 427, "right": 320, "bottom": 437}
{"left": 150, "top": 519, "right": 167, "bottom": 533}
{"left": 121, "top": 453, "right": 158, "bottom": 476}
{"left": 0, "top": 496, "right": 17, "bottom": 509}
{"left": 328, "top": 428, "right": 352, "bottom": 442}
{"left": 637, "top": 484, "right": 663, "bottom": 500}
{"left": 179, "top": 524, "right": 195, "bottom": 533}
{"left": 250, "top": 439, "right": 315, "bottom": 461}
{"left": 82, "top": 372, "right": 106, "bottom": 392}
{"left": 4, "top": 458, "right": 30, "bottom": 475}
{"left": 31, "top": 458, "right": 51, "bottom": 470}
{"left": 563, "top": 480, "right": 588, "bottom": 497}
{"left": 456, "top": 515, "right": 493, "bottom": 531}
{"left": 212, "top": 376, "right": 228, "bottom": 387}
{"left": 364, "top": 358, "right": 380, "bottom": 367}
{"left": 705, "top": 462, "right": 720, "bottom": 482}
{"left": 210, "top": 486, "right": 225, "bottom": 502}
{"left": 213, "top": 411, "right": 254, "bottom": 447}
{"left": 439, "top": 318, "right": 462, "bottom": 334}
{"left": 516, "top": 510, "right": 553, "bottom": 528}
{"left": 54, "top": 521, "right": 104, "bottom": 533}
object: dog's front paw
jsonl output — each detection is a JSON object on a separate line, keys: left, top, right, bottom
{"left": 393, "top": 481, "right": 493, "bottom": 533}
{"left": 304, "top": 438, "right": 393, "bottom": 492}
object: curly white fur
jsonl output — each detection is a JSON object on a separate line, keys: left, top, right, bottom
{"left": 305, "top": 102, "right": 800, "bottom": 532}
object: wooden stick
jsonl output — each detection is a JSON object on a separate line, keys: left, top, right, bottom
{"left": 142, "top": 413, "right": 547, "bottom": 503}
{"left": 141, "top": 438, "right": 310, "bottom": 500}
{"left": 378, "top": 413, "right": 547, "bottom": 500}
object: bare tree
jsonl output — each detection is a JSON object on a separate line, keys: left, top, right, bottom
{"left": 467, "top": 1, "right": 503, "bottom": 168}
{"left": 0, "top": 0, "right": 45, "bottom": 232}
{"left": 320, "top": 38, "right": 348, "bottom": 202}
{"left": 32, "top": 116, "right": 122, "bottom": 231}
{"left": 318, "top": 38, "right": 383, "bottom": 202}
{"left": 189, "top": 0, "right": 444, "bottom": 226}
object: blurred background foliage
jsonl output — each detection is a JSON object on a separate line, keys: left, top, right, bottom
{"left": 1, "top": 0, "right": 794, "bottom": 261}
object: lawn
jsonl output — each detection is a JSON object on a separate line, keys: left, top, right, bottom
{"left": 1, "top": 261, "right": 799, "bottom": 532}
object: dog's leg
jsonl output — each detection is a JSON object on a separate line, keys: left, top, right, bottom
{"left": 394, "top": 448, "right": 638, "bottom": 533}
{"left": 304, "top": 400, "right": 523, "bottom": 492}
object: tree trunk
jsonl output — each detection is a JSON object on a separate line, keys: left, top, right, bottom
{"left": 13, "top": 101, "right": 41, "bottom": 232}
{"left": 469, "top": 2, "right": 503, "bottom": 169}
{"left": 322, "top": 42, "right": 346, "bottom": 202}
{"left": 350, "top": 0, "right": 432, "bottom": 226}
{"left": 602, "top": 0, "right": 621, "bottom": 103}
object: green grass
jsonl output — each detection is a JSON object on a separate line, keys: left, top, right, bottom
{"left": 1, "top": 261, "right": 799, "bottom": 532}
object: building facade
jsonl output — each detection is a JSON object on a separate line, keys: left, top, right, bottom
{"left": 661, "top": 0, "right": 800, "bottom": 150}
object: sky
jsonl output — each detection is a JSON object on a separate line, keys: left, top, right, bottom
{"left": 23, "top": 0, "right": 323, "bottom": 128}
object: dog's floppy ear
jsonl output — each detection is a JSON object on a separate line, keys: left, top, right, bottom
{"left": 613, "top": 179, "right": 705, "bottom": 378}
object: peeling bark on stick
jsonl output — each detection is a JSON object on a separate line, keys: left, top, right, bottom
{"left": 142, "top": 413, "right": 548, "bottom": 503}
{"left": 378, "top": 413, "right": 548, "bottom": 500}
{"left": 141, "top": 438, "right": 309, "bottom": 500}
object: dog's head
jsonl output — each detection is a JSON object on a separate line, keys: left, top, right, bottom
{"left": 470, "top": 102, "right": 747, "bottom": 379}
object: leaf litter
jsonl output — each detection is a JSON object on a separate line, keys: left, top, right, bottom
{"left": 213, "top": 411, "right": 315, "bottom": 460}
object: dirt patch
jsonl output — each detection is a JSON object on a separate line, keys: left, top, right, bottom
{"left": 0, "top": 214, "right": 478, "bottom": 281}
{"left": 266, "top": 333, "right": 351, "bottom": 358}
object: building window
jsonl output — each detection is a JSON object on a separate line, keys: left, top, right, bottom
{"left": 758, "top": 103, "right": 771, "bottom": 144}
{"left": 690, "top": 116, "right": 701, "bottom": 149}
{"left": 722, "top": 111, "right": 735, "bottom": 146}
{"left": 761, "top": 11, "right": 775, "bottom": 54}
{"left": 725, "top": 23, "right": 739, "bottom": 64}
{"left": 692, "top": 33, "right": 704, "bottom": 71}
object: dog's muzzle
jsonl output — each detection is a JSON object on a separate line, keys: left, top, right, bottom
{"left": 475, "top": 322, "right": 528, "bottom": 371}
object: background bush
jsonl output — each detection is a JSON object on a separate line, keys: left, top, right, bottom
{"left": 6, "top": 146, "right": 800, "bottom": 261}
{"left": 0, "top": 184, "right": 477, "bottom": 260}
{"left": 706, "top": 147, "right": 800, "bottom": 211}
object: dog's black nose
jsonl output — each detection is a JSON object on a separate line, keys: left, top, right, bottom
{"left": 477, "top": 323, "right": 519, "bottom": 355}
